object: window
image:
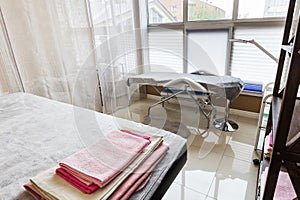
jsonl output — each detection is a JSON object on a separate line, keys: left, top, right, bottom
{"left": 149, "top": 8, "right": 163, "bottom": 23}
{"left": 148, "top": 0, "right": 183, "bottom": 24}
{"left": 171, "top": 5, "right": 177, "bottom": 12}
{"left": 146, "top": 0, "right": 288, "bottom": 86}
{"left": 230, "top": 26, "right": 284, "bottom": 85}
{"left": 187, "top": 30, "right": 228, "bottom": 75}
{"left": 238, "top": 0, "right": 289, "bottom": 19}
{"left": 188, "top": 0, "right": 233, "bottom": 21}
{"left": 148, "top": 28, "right": 183, "bottom": 73}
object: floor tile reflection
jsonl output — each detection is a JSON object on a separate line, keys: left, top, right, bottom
{"left": 116, "top": 97, "right": 259, "bottom": 199}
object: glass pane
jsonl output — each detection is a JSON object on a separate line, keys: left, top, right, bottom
{"left": 238, "top": 0, "right": 289, "bottom": 19}
{"left": 148, "top": 0, "right": 183, "bottom": 24}
{"left": 148, "top": 28, "right": 183, "bottom": 72}
{"left": 187, "top": 30, "right": 228, "bottom": 75}
{"left": 230, "top": 26, "right": 284, "bottom": 86}
{"left": 188, "top": 0, "right": 233, "bottom": 21}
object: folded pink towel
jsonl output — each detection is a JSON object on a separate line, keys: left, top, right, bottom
{"left": 59, "top": 130, "right": 150, "bottom": 188}
{"left": 24, "top": 182, "right": 47, "bottom": 200}
{"left": 56, "top": 168, "right": 99, "bottom": 194}
{"left": 109, "top": 143, "right": 169, "bottom": 200}
{"left": 262, "top": 167, "right": 297, "bottom": 200}
{"left": 269, "top": 132, "right": 273, "bottom": 147}
{"left": 135, "top": 171, "right": 152, "bottom": 192}
{"left": 120, "top": 129, "right": 151, "bottom": 141}
{"left": 274, "top": 171, "right": 297, "bottom": 200}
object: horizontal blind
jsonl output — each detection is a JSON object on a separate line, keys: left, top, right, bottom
{"left": 187, "top": 30, "right": 228, "bottom": 75}
{"left": 229, "top": 26, "right": 284, "bottom": 86}
{"left": 148, "top": 28, "right": 183, "bottom": 73}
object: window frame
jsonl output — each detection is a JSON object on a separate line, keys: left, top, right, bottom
{"left": 146, "top": 0, "right": 287, "bottom": 75}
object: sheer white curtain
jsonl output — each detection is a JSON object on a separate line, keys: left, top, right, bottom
{"left": 88, "top": 0, "right": 144, "bottom": 114}
{"left": 0, "top": 0, "right": 101, "bottom": 111}
{"left": 0, "top": 8, "right": 24, "bottom": 95}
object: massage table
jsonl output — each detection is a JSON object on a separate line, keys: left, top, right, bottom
{"left": 127, "top": 72, "right": 244, "bottom": 132}
{"left": 0, "top": 92, "right": 187, "bottom": 200}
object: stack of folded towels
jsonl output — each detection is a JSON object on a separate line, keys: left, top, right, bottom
{"left": 24, "top": 129, "right": 169, "bottom": 200}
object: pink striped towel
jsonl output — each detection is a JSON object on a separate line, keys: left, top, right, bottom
{"left": 59, "top": 130, "right": 150, "bottom": 188}
{"left": 120, "top": 129, "right": 151, "bottom": 141}
{"left": 56, "top": 168, "right": 99, "bottom": 194}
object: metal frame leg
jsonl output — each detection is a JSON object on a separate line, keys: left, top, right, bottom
{"left": 147, "top": 90, "right": 184, "bottom": 116}
{"left": 147, "top": 86, "right": 215, "bottom": 129}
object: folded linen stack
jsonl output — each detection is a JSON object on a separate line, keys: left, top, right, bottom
{"left": 24, "top": 130, "right": 169, "bottom": 200}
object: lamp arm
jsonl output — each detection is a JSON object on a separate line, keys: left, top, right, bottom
{"left": 249, "top": 40, "right": 279, "bottom": 63}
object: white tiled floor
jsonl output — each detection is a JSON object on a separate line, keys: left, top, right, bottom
{"left": 163, "top": 115, "right": 259, "bottom": 200}
{"left": 115, "top": 97, "right": 260, "bottom": 200}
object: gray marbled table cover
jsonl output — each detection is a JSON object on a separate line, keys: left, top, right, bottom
{"left": 0, "top": 93, "right": 186, "bottom": 200}
{"left": 127, "top": 72, "right": 244, "bottom": 101}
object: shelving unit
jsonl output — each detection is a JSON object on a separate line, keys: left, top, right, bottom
{"left": 256, "top": 0, "right": 300, "bottom": 199}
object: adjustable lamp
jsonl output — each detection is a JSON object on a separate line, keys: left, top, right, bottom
{"left": 229, "top": 39, "right": 279, "bottom": 63}
{"left": 213, "top": 39, "right": 278, "bottom": 132}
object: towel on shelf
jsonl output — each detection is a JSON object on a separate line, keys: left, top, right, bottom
{"left": 269, "top": 132, "right": 273, "bottom": 147}
{"left": 264, "top": 133, "right": 273, "bottom": 159}
{"left": 59, "top": 130, "right": 151, "bottom": 188}
{"left": 25, "top": 135, "right": 163, "bottom": 200}
{"left": 260, "top": 167, "right": 297, "bottom": 200}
